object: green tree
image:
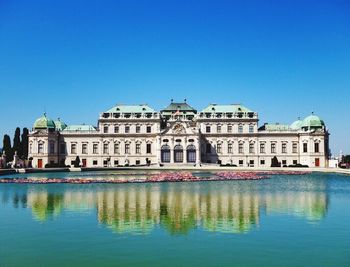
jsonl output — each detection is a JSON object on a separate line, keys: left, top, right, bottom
{"left": 3, "top": 134, "right": 13, "bottom": 162}
{"left": 13, "top": 127, "right": 21, "bottom": 156}
{"left": 21, "top": 128, "right": 29, "bottom": 159}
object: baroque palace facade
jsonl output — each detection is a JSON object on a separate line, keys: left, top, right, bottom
{"left": 28, "top": 100, "right": 329, "bottom": 168}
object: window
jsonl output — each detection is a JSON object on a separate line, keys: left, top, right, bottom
{"left": 260, "top": 160, "right": 265, "bottom": 165}
{"left": 206, "top": 125, "right": 211, "bottom": 133}
{"left": 217, "top": 125, "right": 221, "bottom": 133}
{"left": 125, "top": 126, "right": 130, "bottom": 134}
{"left": 136, "top": 160, "right": 140, "bottom": 165}
{"left": 238, "top": 125, "right": 243, "bottom": 133}
{"left": 82, "top": 143, "right": 87, "bottom": 154}
{"left": 60, "top": 143, "right": 66, "bottom": 154}
{"left": 136, "top": 125, "right": 141, "bottom": 133}
{"left": 292, "top": 143, "right": 298, "bottom": 153}
{"left": 103, "top": 143, "right": 109, "bottom": 154}
{"left": 114, "top": 160, "right": 119, "bottom": 166}
{"left": 93, "top": 144, "right": 98, "bottom": 154}
{"left": 228, "top": 143, "right": 233, "bottom": 154}
{"left": 146, "top": 143, "right": 152, "bottom": 154}
{"left": 227, "top": 125, "right": 232, "bottom": 133}
{"left": 29, "top": 143, "right": 33, "bottom": 154}
{"left": 71, "top": 143, "right": 76, "bottom": 154}
{"left": 282, "top": 160, "right": 287, "bottom": 165}
{"left": 239, "top": 160, "right": 244, "bottom": 166}
{"left": 49, "top": 141, "right": 55, "bottom": 154}
{"left": 125, "top": 143, "right": 130, "bottom": 154}
{"left": 249, "top": 125, "right": 254, "bottom": 133}
{"left": 271, "top": 143, "right": 276, "bottom": 154}
{"left": 217, "top": 143, "right": 222, "bottom": 154}
{"left": 239, "top": 143, "right": 244, "bottom": 154}
{"left": 293, "top": 160, "right": 298, "bottom": 165}
{"left": 114, "top": 125, "right": 119, "bottom": 133}
{"left": 260, "top": 143, "right": 265, "bottom": 154}
{"left": 38, "top": 143, "right": 44, "bottom": 154}
{"left": 303, "top": 143, "right": 308, "bottom": 153}
{"left": 282, "top": 143, "right": 287, "bottom": 154}
{"left": 249, "top": 160, "right": 254, "bottom": 166}
{"left": 147, "top": 126, "right": 152, "bottom": 133}
{"left": 114, "top": 143, "right": 119, "bottom": 154}
{"left": 136, "top": 143, "right": 141, "bottom": 154}
{"left": 93, "top": 160, "right": 98, "bottom": 166}
{"left": 206, "top": 143, "right": 211, "bottom": 154}
{"left": 103, "top": 125, "right": 108, "bottom": 133}
{"left": 314, "top": 143, "right": 320, "bottom": 153}
{"left": 249, "top": 143, "right": 255, "bottom": 154}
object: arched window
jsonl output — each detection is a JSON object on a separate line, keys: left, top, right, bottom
{"left": 161, "top": 144, "right": 171, "bottom": 163}
{"left": 187, "top": 145, "right": 196, "bottom": 163}
{"left": 174, "top": 145, "right": 183, "bottom": 163}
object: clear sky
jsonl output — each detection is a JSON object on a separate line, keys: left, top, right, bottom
{"left": 0, "top": 0, "right": 349, "bottom": 155}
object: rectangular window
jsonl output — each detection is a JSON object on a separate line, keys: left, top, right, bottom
{"left": 93, "top": 160, "right": 98, "bottom": 166}
{"left": 206, "top": 143, "right": 211, "bottom": 154}
{"left": 282, "top": 143, "right": 287, "bottom": 154}
{"left": 260, "top": 143, "right": 265, "bottom": 154}
{"left": 136, "top": 160, "right": 140, "bottom": 165}
{"left": 125, "top": 126, "right": 130, "bottom": 134}
{"left": 38, "top": 143, "right": 44, "bottom": 154}
{"left": 82, "top": 143, "right": 87, "bottom": 154}
{"left": 217, "top": 143, "right": 222, "bottom": 154}
{"left": 303, "top": 143, "right": 308, "bottom": 153}
{"left": 125, "top": 144, "right": 130, "bottom": 154}
{"left": 249, "top": 143, "right": 255, "bottom": 154}
{"left": 249, "top": 160, "right": 254, "bottom": 166}
{"left": 293, "top": 160, "right": 298, "bottom": 165}
{"left": 238, "top": 125, "right": 243, "bottom": 133}
{"left": 282, "top": 160, "right": 287, "bottom": 165}
{"left": 103, "top": 143, "right": 109, "bottom": 154}
{"left": 227, "top": 125, "right": 232, "bottom": 133}
{"left": 136, "top": 125, "right": 141, "bottom": 133}
{"left": 103, "top": 126, "right": 108, "bottom": 133}
{"left": 239, "top": 160, "right": 244, "bottom": 166}
{"left": 217, "top": 125, "right": 221, "bottom": 133}
{"left": 93, "top": 144, "right": 98, "bottom": 154}
{"left": 136, "top": 143, "right": 141, "bottom": 154}
{"left": 146, "top": 143, "right": 152, "bottom": 154}
{"left": 228, "top": 143, "right": 233, "bottom": 154}
{"left": 239, "top": 143, "right": 244, "bottom": 154}
{"left": 260, "top": 160, "right": 265, "bottom": 165}
{"left": 114, "top": 126, "right": 119, "bottom": 133}
{"left": 206, "top": 126, "right": 211, "bottom": 133}
{"left": 114, "top": 160, "right": 119, "bottom": 166}
{"left": 114, "top": 143, "right": 119, "bottom": 154}
{"left": 292, "top": 143, "right": 298, "bottom": 153}
{"left": 314, "top": 143, "right": 319, "bottom": 153}
{"left": 60, "top": 143, "right": 66, "bottom": 154}
{"left": 249, "top": 125, "right": 254, "bottom": 133}
{"left": 271, "top": 143, "right": 276, "bottom": 154}
{"left": 147, "top": 126, "right": 152, "bottom": 133}
{"left": 71, "top": 144, "right": 76, "bottom": 154}
{"left": 49, "top": 142, "right": 55, "bottom": 154}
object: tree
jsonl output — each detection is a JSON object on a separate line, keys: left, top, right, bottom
{"left": 343, "top": 155, "right": 350, "bottom": 164}
{"left": 21, "top": 128, "right": 29, "bottom": 159}
{"left": 3, "top": 134, "right": 13, "bottom": 162}
{"left": 13, "top": 127, "right": 21, "bottom": 156}
{"left": 74, "top": 156, "right": 81, "bottom": 167}
{"left": 271, "top": 156, "right": 281, "bottom": 167}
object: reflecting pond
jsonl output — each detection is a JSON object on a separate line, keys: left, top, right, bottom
{"left": 1, "top": 172, "right": 350, "bottom": 266}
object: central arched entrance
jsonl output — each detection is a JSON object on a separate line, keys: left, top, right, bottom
{"left": 161, "top": 144, "right": 170, "bottom": 163}
{"left": 186, "top": 145, "right": 196, "bottom": 163}
{"left": 174, "top": 145, "right": 183, "bottom": 163}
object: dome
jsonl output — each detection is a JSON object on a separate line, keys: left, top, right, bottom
{"left": 33, "top": 113, "right": 56, "bottom": 129}
{"left": 301, "top": 114, "right": 325, "bottom": 129}
{"left": 290, "top": 119, "right": 303, "bottom": 130}
{"left": 54, "top": 118, "right": 67, "bottom": 131}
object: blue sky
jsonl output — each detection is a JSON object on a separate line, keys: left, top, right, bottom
{"left": 0, "top": 0, "right": 349, "bottom": 154}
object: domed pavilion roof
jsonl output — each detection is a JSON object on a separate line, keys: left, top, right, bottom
{"left": 33, "top": 113, "right": 56, "bottom": 129}
{"left": 301, "top": 113, "right": 325, "bottom": 129}
{"left": 54, "top": 118, "right": 67, "bottom": 131}
{"left": 290, "top": 118, "right": 303, "bottom": 130}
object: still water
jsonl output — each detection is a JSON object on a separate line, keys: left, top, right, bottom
{"left": 1, "top": 171, "right": 350, "bottom": 267}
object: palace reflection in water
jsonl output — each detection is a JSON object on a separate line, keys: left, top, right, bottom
{"left": 1, "top": 177, "right": 329, "bottom": 235}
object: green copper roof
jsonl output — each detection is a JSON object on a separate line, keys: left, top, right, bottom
{"left": 301, "top": 114, "right": 325, "bottom": 128}
{"left": 264, "top": 124, "right": 292, "bottom": 131}
{"left": 54, "top": 118, "right": 67, "bottom": 131}
{"left": 33, "top": 113, "right": 56, "bottom": 129}
{"left": 290, "top": 119, "right": 303, "bottom": 130}
{"left": 161, "top": 101, "right": 197, "bottom": 115}
{"left": 106, "top": 104, "right": 155, "bottom": 113}
{"left": 201, "top": 104, "right": 253, "bottom": 113}
{"left": 62, "top": 124, "right": 97, "bottom": 132}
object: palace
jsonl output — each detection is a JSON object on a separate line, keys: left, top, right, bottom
{"left": 28, "top": 100, "right": 329, "bottom": 168}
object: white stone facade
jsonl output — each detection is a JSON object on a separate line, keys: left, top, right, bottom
{"left": 28, "top": 102, "right": 329, "bottom": 168}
